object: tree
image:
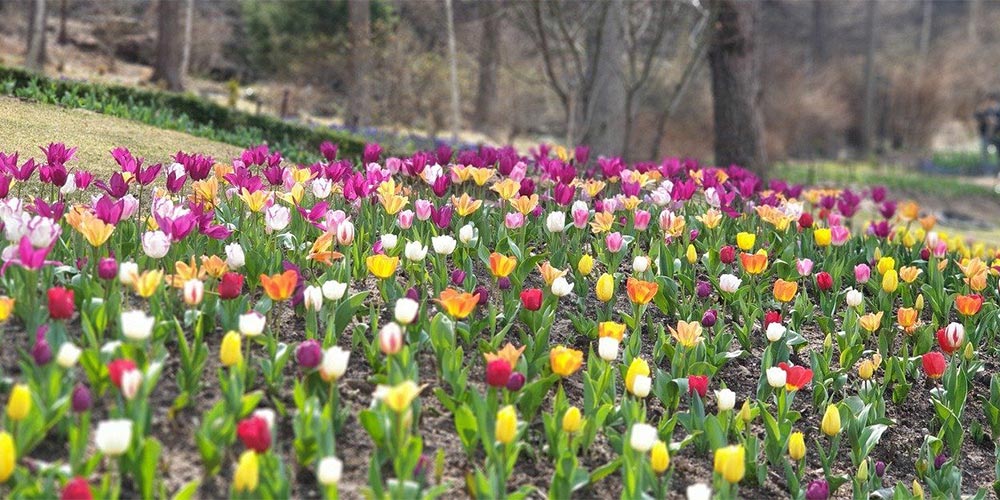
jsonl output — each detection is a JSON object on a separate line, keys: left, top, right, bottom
{"left": 181, "top": 0, "right": 195, "bottom": 78}
{"left": 581, "top": 0, "right": 626, "bottom": 157}
{"left": 347, "top": 0, "right": 372, "bottom": 129}
{"left": 861, "top": 0, "right": 878, "bottom": 155}
{"left": 708, "top": 0, "right": 766, "bottom": 175}
{"left": 474, "top": 0, "right": 500, "bottom": 133}
{"left": 810, "top": 1, "right": 827, "bottom": 70}
{"left": 24, "top": 0, "right": 48, "bottom": 72}
{"left": 445, "top": 0, "right": 461, "bottom": 141}
{"left": 151, "top": 0, "right": 186, "bottom": 91}
{"left": 57, "top": 0, "right": 68, "bottom": 45}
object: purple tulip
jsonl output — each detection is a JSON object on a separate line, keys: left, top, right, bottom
{"left": 296, "top": 340, "right": 323, "bottom": 369}
{"left": 32, "top": 330, "right": 52, "bottom": 366}
{"left": 701, "top": 309, "right": 717, "bottom": 327}
{"left": 498, "top": 277, "right": 511, "bottom": 290}
{"left": 875, "top": 460, "right": 886, "bottom": 477}
{"left": 72, "top": 384, "right": 92, "bottom": 412}
{"left": 450, "top": 269, "right": 466, "bottom": 287}
{"left": 934, "top": 453, "right": 948, "bottom": 469}
{"left": 804, "top": 480, "right": 829, "bottom": 500}
{"left": 474, "top": 286, "right": 489, "bottom": 305}
{"left": 506, "top": 372, "right": 525, "bottom": 392}
{"left": 406, "top": 287, "right": 420, "bottom": 301}
{"left": 696, "top": 281, "right": 712, "bottom": 299}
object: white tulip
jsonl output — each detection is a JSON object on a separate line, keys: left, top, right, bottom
{"left": 598, "top": 337, "right": 619, "bottom": 362}
{"left": 545, "top": 212, "right": 566, "bottom": 233}
{"left": 845, "top": 288, "right": 863, "bottom": 307}
{"left": 629, "top": 423, "right": 658, "bottom": 452}
{"left": 765, "top": 323, "right": 786, "bottom": 342}
{"left": 766, "top": 367, "right": 787, "bottom": 388}
{"left": 380, "top": 234, "right": 398, "bottom": 251}
{"left": 118, "top": 261, "right": 139, "bottom": 285}
{"left": 120, "top": 310, "right": 155, "bottom": 341}
{"left": 312, "top": 178, "right": 332, "bottom": 199}
{"left": 317, "top": 456, "right": 343, "bottom": 485}
{"left": 431, "top": 235, "right": 457, "bottom": 255}
{"left": 56, "top": 342, "right": 82, "bottom": 368}
{"left": 719, "top": 274, "right": 742, "bottom": 294}
{"left": 632, "top": 375, "right": 651, "bottom": 398}
{"left": 303, "top": 285, "right": 324, "bottom": 311}
{"left": 319, "top": 346, "right": 350, "bottom": 382}
{"left": 394, "top": 298, "right": 419, "bottom": 325}
{"left": 715, "top": 389, "right": 736, "bottom": 412}
{"left": 322, "top": 280, "right": 348, "bottom": 301}
{"left": 686, "top": 483, "right": 712, "bottom": 500}
{"left": 225, "top": 243, "right": 246, "bottom": 269}
{"left": 239, "top": 311, "right": 266, "bottom": 337}
{"left": 459, "top": 223, "right": 478, "bottom": 245}
{"left": 551, "top": 277, "right": 573, "bottom": 297}
{"left": 95, "top": 419, "right": 133, "bottom": 456}
{"left": 120, "top": 369, "right": 142, "bottom": 400}
{"left": 404, "top": 240, "right": 428, "bottom": 262}
{"left": 632, "top": 256, "right": 650, "bottom": 273}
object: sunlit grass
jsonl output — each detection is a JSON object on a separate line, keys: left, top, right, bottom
{"left": 773, "top": 161, "right": 997, "bottom": 199}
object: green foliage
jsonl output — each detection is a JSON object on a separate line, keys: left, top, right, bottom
{"left": 0, "top": 66, "right": 368, "bottom": 162}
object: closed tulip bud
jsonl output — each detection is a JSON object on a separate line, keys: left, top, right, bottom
{"left": 319, "top": 346, "right": 350, "bottom": 382}
{"left": 736, "top": 232, "right": 755, "bottom": 251}
{"left": 183, "top": 279, "right": 204, "bottom": 306}
{"left": 766, "top": 323, "right": 786, "bottom": 342}
{"left": 696, "top": 280, "right": 712, "bottom": 298}
{"left": 317, "top": 456, "right": 343, "bottom": 486}
{"left": 766, "top": 367, "right": 787, "bottom": 388}
{"left": 597, "top": 337, "right": 619, "bottom": 361}
{"left": 98, "top": 257, "right": 118, "bottom": 280}
{"left": 912, "top": 480, "right": 924, "bottom": 499}
{"left": 72, "top": 384, "right": 92, "bottom": 412}
{"left": 459, "top": 224, "right": 477, "bottom": 245}
{"left": 881, "top": 269, "right": 898, "bottom": 293}
{"left": 296, "top": 340, "right": 323, "bottom": 369}
{"left": 379, "top": 323, "right": 403, "bottom": 355}
{"left": 719, "top": 245, "right": 735, "bottom": 264}
{"left": 788, "top": 431, "right": 806, "bottom": 460}
{"left": 6, "top": 384, "right": 31, "bottom": 421}
{"left": 303, "top": 285, "right": 323, "bottom": 311}
{"left": 577, "top": 255, "right": 595, "bottom": 275}
{"left": 95, "top": 419, "right": 132, "bottom": 456}
{"left": 431, "top": 235, "right": 457, "bottom": 255}
{"left": 854, "top": 263, "right": 871, "bottom": 284}
{"left": 739, "top": 399, "right": 753, "bottom": 423}
{"left": 118, "top": 261, "right": 139, "bottom": 285}
{"left": 596, "top": 273, "right": 615, "bottom": 302}
{"left": 632, "top": 256, "right": 650, "bottom": 273}
{"left": 857, "top": 460, "right": 869, "bottom": 481}
{"left": 629, "top": 423, "right": 658, "bottom": 452}
{"left": 915, "top": 293, "right": 924, "bottom": 311}
{"left": 858, "top": 359, "right": 875, "bottom": 380}
{"left": 713, "top": 445, "right": 746, "bottom": 484}
{"left": 805, "top": 480, "right": 830, "bottom": 500}
{"left": 964, "top": 342, "right": 975, "bottom": 360}
{"left": 239, "top": 311, "right": 266, "bottom": 337}
{"left": 546, "top": 211, "right": 566, "bottom": 232}
{"left": 686, "top": 244, "right": 697, "bottom": 264}
{"left": 821, "top": 404, "right": 841, "bottom": 436}
{"left": 650, "top": 440, "right": 670, "bottom": 474}
{"left": 845, "top": 288, "right": 863, "bottom": 307}
{"left": 336, "top": 221, "right": 355, "bottom": 246}
{"left": 496, "top": 405, "right": 518, "bottom": 444}
{"left": 715, "top": 389, "right": 736, "bottom": 412}
{"left": 220, "top": 331, "right": 242, "bottom": 367}
{"left": 0, "top": 432, "right": 13, "bottom": 483}
{"left": 701, "top": 309, "right": 717, "bottom": 327}
{"left": 322, "top": 280, "right": 348, "bottom": 301}
{"left": 120, "top": 369, "right": 141, "bottom": 400}
{"left": 450, "top": 269, "right": 467, "bottom": 286}
{"left": 57, "top": 342, "right": 82, "bottom": 368}
{"left": 233, "top": 450, "right": 260, "bottom": 493}
{"left": 562, "top": 406, "right": 582, "bottom": 433}
{"left": 394, "top": 298, "right": 419, "bottom": 325}
{"left": 404, "top": 241, "right": 428, "bottom": 262}
{"left": 380, "top": 233, "right": 399, "bottom": 250}
{"left": 505, "top": 372, "right": 526, "bottom": 392}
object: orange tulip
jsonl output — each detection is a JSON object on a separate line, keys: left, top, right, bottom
{"left": 437, "top": 288, "right": 478, "bottom": 319}
{"left": 740, "top": 250, "right": 768, "bottom": 275}
{"left": 260, "top": 270, "right": 298, "bottom": 301}
{"left": 773, "top": 279, "right": 798, "bottom": 303}
{"left": 307, "top": 231, "right": 345, "bottom": 266}
{"left": 955, "top": 294, "right": 983, "bottom": 317}
{"left": 897, "top": 307, "right": 919, "bottom": 333}
{"left": 626, "top": 277, "right": 658, "bottom": 305}
{"left": 489, "top": 253, "right": 517, "bottom": 278}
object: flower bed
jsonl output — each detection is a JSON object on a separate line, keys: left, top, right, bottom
{"left": 0, "top": 142, "right": 995, "bottom": 499}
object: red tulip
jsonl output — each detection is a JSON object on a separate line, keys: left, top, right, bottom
{"left": 815, "top": 272, "right": 833, "bottom": 291}
{"left": 688, "top": 375, "right": 709, "bottom": 398}
{"left": 236, "top": 416, "right": 272, "bottom": 453}
{"left": 60, "top": 477, "right": 93, "bottom": 500}
{"left": 48, "top": 286, "right": 75, "bottom": 319}
{"left": 764, "top": 310, "right": 782, "bottom": 329}
{"left": 520, "top": 288, "right": 542, "bottom": 311}
{"left": 937, "top": 323, "right": 965, "bottom": 355}
{"left": 218, "top": 272, "right": 244, "bottom": 300}
{"left": 719, "top": 245, "right": 736, "bottom": 264}
{"left": 485, "top": 359, "right": 512, "bottom": 388}
{"left": 107, "top": 359, "right": 137, "bottom": 388}
{"left": 798, "top": 212, "right": 814, "bottom": 229}
{"left": 778, "top": 362, "right": 813, "bottom": 391}
{"left": 921, "top": 352, "right": 946, "bottom": 380}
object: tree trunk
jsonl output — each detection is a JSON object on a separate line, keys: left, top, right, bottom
{"left": 968, "top": 0, "right": 982, "bottom": 46}
{"left": 810, "top": 1, "right": 827, "bottom": 70}
{"left": 181, "top": 0, "right": 194, "bottom": 78}
{"left": 650, "top": 29, "right": 709, "bottom": 160}
{"left": 708, "top": 0, "right": 766, "bottom": 175}
{"left": 580, "top": 0, "right": 626, "bottom": 157}
{"left": 57, "top": 0, "right": 68, "bottom": 45}
{"left": 151, "top": 0, "right": 185, "bottom": 91}
{"left": 474, "top": 0, "right": 499, "bottom": 133}
{"left": 25, "top": 0, "right": 47, "bottom": 72}
{"left": 445, "top": 0, "right": 461, "bottom": 142}
{"left": 861, "top": 0, "right": 878, "bottom": 155}
{"left": 347, "top": 0, "right": 372, "bottom": 129}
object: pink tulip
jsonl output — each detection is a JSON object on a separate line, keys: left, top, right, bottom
{"left": 634, "top": 210, "right": 651, "bottom": 231}
{"left": 415, "top": 200, "right": 433, "bottom": 221}
{"left": 830, "top": 225, "right": 850, "bottom": 246}
{"left": 505, "top": 212, "right": 525, "bottom": 229}
{"left": 796, "top": 258, "right": 813, "bottom": 277}
{"left": 606, "top": 232, "right": 624, "bottom": 253}
{"left": 854, "top": 263, "right": 871, "bottom": 284}
{"left": 571, "top": 201, "right": 589, "bottom": 229}
{"left": 398, "top": 210, "right": 414, "bottom": 229}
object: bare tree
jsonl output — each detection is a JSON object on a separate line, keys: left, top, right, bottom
{"left": 620, "top": 0, "right": 675, "bottom": 159}
{"left": 181, "top": 0, "right": 195, "bottom": 78}
{"left": 347, "top": 0, "right": 372, "bottom": 129}
{"left": 25, "top": 0, "right": 47, "bottom": 72}
{"left": 968, "top": 0, "right": 982, "bottom": 46}
{"left": 708, "top": 0, "right": 766, "bottom": 174}
{"left": 582, "top": 0, "right": 626, "bottom": 157}
{"left": 810, "top": 1, "right": 827, "bottom": 70}
{"left": 861, "top": 0, "right": 878, "bottom": 155}
{"left": 445, "top": 0, "right": 461, "bottom": 141}
{"left": 474, "top": 1, "right": 500, "bottom": 133}
{"left": 57, "top": 0, "right": 68, "bottom": 45}
{"left": 151, "top": 0, "right": 185, "bottom": 91}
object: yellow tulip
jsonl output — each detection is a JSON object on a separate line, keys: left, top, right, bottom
{"left": 233, "top": 450, "right": 259, "bottom": 492}
{"left": 496, "top": 405, "right": 517, "bottom": 444}
{"left": 669, "top": 320, "right": 703, "bottom": 348}
{"left": 0, "top": 296, "right": 13, "bottom": 322}
{"left": 736, "top": 232, "right": 756, "bottom": 251}
{"left": 788, "top": 431, "right": 806, "bottom": 460}
{"left": 625, "top": 358, "right": 650, "bottom": 395}
{"left": 859, "top": 311, "right": 883, "bottom": 333}
{"left": 6, "top": 384, "right": 30, "bottom": 421}
{"left": 562, "top": 406, "right": 582, "bottom": 434}
{"left": 598, "top": 321, "right": 626, "bottom": 341}
{"left": 686, "top": 244, "right": 697, "bottom": 265}
{"left": 813, "top": 228, "right": 832, "bottom": 247}
{"left": 383, "top": 380, "right": 421, "bottom": 413}
{"left": 650, "top": 440, "right": 670, "bottom": 474}
{"left": 133, "top": 269, "right": 164, "bottom": 298}
{"left": 0, "top": 432, "right": 13, "bottom": 483}
{"left": 577, "top": 255, "right": 595, "bottom": 276}
{"left": 366, "top": 254, "right": 400, "bottom": 280}
{"left": 596, "top": 273, "right": 615, "bottom": 302}
{"left": 549, "top": 346, "right": 583, "bottom": 377}
{"left": 713, "top": 445, "right": 746, "bottom": 484}
{"left": 858, "top": 359, "right": 875, "bottom": 380}
{"left": 738, "top": 399, "right": 753, "bottom": 423}
{"left": 821, "top": 404, "right": 841, "bottom": 436}
{"left": 881, "top": 269, "right": 898, "bottom": 293}
{"left": 876, "top": 256, "right": 895, "bottom": 275}
{"left": 220, "top": 331, "right": 242, "bottom": 367}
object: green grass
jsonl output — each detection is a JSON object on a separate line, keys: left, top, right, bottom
{"left": 0, "top": 96, "right": 243, "bottom": 170}
{"left": 773, "top": 161, "right": 997, "bottom": 199}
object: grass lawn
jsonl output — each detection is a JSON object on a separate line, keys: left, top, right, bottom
{"left": 0, "top": 96, "right": 243, "bottom": 170}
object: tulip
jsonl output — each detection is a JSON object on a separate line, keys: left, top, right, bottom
{"left": 766, "top": 367, "right": 787, "bottom": 388}
{"left": 379, "top": 323, "right": 403, "bottom": 355}
{"left": 632, "top": 256, "right": 651, "bottom": 273}
{"left": 598, "top": 336, "right": 620, "bottom": 362}
{"left": 815, "top": 271, "right": 833, "bottom": 291}
{"left": 780, "top": 362, "right": 813, "bottom": 391}
{"left": 577, "top": 254, "right": 595, "bottom": 275}
{"left": 431, "top": 235, "right": 457, "bottom": 255}
{"left": 858, "top": 358, "right": 876, "bottom": 380}
{"left": 736, "top": 232, "right": 756, "bottom": 251}
{"left": 48, "top": 286, "right": 75, "bottom": 320}
{"left": 650, "top": 440, "right": 670, "bottom": 474}
{"left": 605, "top": 232, "right": 624, "bottom": 253}
{"left": 260, "top": 270, "right": 298, "bottom": 301}
{"left": 141, "top": 230, "right": 171, "bottom": 258}
{"left": 61, "top": 476, "right": 92, "bottom": 500}
{"left": 366, "top": 254, "right": 400, "bottom": 279}
{"left": 687, "top": 483, "right": 712, "bottom": 500}
{"left": 381, "top": 234, "right": 399, "bottom": 251}
{"left": 696, "top": 280, "right": 712, "bottom": 298}
{"left": 319, "top": 346, "right": 350, "bottom": 382}
{"left": 225, "top": 243, "right": 245, "bottom": 269}
{"left": 237, "top": 416, "right": 271, "bottom": 453}
{"left": 121, "top": 310, "right": 156, "bottom": 341}
{"left": 506, "top": 372, "right": 526, "bottom": 392}
{"left": 394, "top": 298, "right": 419, "bottom": 325}
{"left": 795, "top": 258, "right": 814, "bottom": 277}
{"left": 688, "top": 375, "right": 709, "bottom": 397}
{"left": 629, "top": 423, "right": 658, "bottom": 452}
{"left": 596, "top": 273, "right": 615, "bottom": 302}
{"left": 765, "top": 322, "right": 786, "bottom": 342}
{"left": 336, "top": 220, "right": 355, "bottom": 246}
{"left": 383, "top": 380, "right": 421, "bottom": 413}
{"left": 233, "top": 450, "right": 260, "bottom": 493}
{"left": 72, "top": 384, "right": 92, "bottom": 413}
{"left": 713, "top": 445, "right": 746, "bottom": 484}
{"left": 626, "top": 277, "right": 658, "bottom": 304}
{"left": 788, "top": 431, "right": 806, "bottom": 460}
{"left": 821, "top": 404, "right": 841, "bottom": 436}
{"left": 562, "top": 406, "right": 583, "bottom": 434}
{"left": 32, "top": 332, "right": 52, "bottom": 366}
{"left": 881, "top": 269, "right": 898, "bottom": 293}
{"left": 322, "top": 280, "right": 348, "bottom": 301}
{"left": 670, "top": 320, "right": 703, "bottom": 347}
{"left": 625, "top": 358, "right": 651, "bottom": 396}
{"left": 701, "top": 309, "right": 718, "bottom": 327}
{"left": 922, "top": 352, "right": 946, "bottom": 379}
{"left": 719, "top": 274, "right": 741, "bottom": 293}
{"left": 183, "top": 279, "right": 204, "bottom": 306}
{"left": 218, "top": 272, "right": 244, "bottom": 300}
{"left": 404, "top": 240, "right": 428, "bottom": 261}
{"left": 719, "top": 245, "right": 735, "bottom": 264}
{"left": 296, "top": 340, "right": 323, "bottom": 369}
{"left": 773, "top": 279, "right": 798, "bottom": 303}
{"left": 955, "top": 294, "right": 983, "bottom": 317}
{"left": 220, "top": 331, "right": 242, "bottom": 367}
{"left": 937, "top": 322, "right": 964, "bottom": 354}
{"left": 437, "top": 288, "right": 478, "bottom": 319}
{"left": 813, "top": 227, "right": 831, "bottom": 246}
{"left": 859, "top": 311, "right": 883, "bottom": 333}
{"left": 764, "top": 310, "right": 782, "bottom": 328}
{"left": 546, "top": 211, "right": 566, "bottom": 232}
{"left": 459, "top": 223, "right": 478, "bottom": 244}
{"left": 550, "top": 345, "right": 584, "bottom": 377}
{"left": 0, "top": 432, "right": 13, "bottom": 483}
{"left": 95, "top": 419, "right": 133, "bottom": 456}
{"left": 56, "top": 342, "right": 82, "bottom": 368}
{"left": 239, "top": 311, "right": 266, "bottom": 336}
{"left": 397, "top": 210, "right": 414, "bottom": 229}
{"left": 715, "top": 389, "right": 736, "bottom": 412}
{"left": 317, "top": 456, "right": 343, "bottom": 486}
{"left": 686, "top": 244, "right": 697, "bottom": 264}
{"left": 854, "top": 264, "right": 870, "bottom": 283}
{"left": 845, "top": 288, "right": 863, "bottom": 307}
{"left": 488, "top": 253, "right": 517, "bottom": 278}
{"left": 740, "top": 249, "right": 768, "bottom": 275}
{"left": 6, "top": 384, "right": 31, "bottom": 421}
{"left": 551, "top": 277, "right": 573, "bottom": 297}
{"left": 520, "top": 289, "right": 542, "bottom": 311}
{"left": 485, "top": 359, "right": 513, "bottom": 388}
{"left": 496, "top": 405, "right": 518, "bottom": 444}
